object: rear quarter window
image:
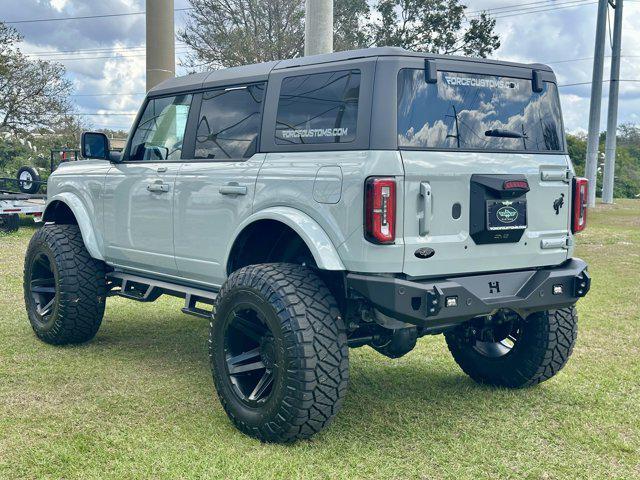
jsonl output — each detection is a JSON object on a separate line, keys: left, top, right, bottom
{"left": 397, "top": 69, "right": 564, "bottom": 152}
{"left": 275, "top": 69, "right": 360, "bottom": 145}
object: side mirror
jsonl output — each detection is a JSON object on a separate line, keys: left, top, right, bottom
{"left": 81, "top": 132, "right": 110, "bottom": 160}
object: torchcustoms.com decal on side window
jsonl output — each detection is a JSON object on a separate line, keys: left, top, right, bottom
{"left": 280, "top": 127, "right": 350, "bottom": 140}
{"left": 397, "top": 70, "right": 564, "bottom": 152}
{"left": 275, "top": 69, "right": 360, "bottom": 145}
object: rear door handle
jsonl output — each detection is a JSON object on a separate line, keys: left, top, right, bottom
{"left": 147, "top": 181, "right": 170, "bottom": 193}
{"left": 419, "top": 182, "right": 432, "bottom": 236}
{"left": 219, "top": 182, "right": 247, "bottom": 196}
{"left": 541, "top": 169, "right": 570, "bottom": 182}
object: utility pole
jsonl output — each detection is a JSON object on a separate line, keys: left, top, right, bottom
{"left": 584, "top": 0, "right": 609, "bottom": 207}
{"left": 445, "top": 105, "right": 461, "bottom": 148}
{"left": 602, "top": 0, "right": 624, "bottom": 204}
{"left": 305, "top": 0, "right": 334, "bottom": 56}
{"left": 146, "top": 0, "right": 176, "bottom": 91}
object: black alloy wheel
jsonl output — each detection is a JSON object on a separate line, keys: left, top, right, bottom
{"left": 224, "top": 304, "right": 279, "bottom": 406}
{"left": 210, "top": 263, "right": 349, "bottom": 443}
{"left": 471, "top": 315, "right": 522, "bottom": 358}
{"left": 27, "top": 252, "right": 58, "bottom": 324}
{"left": 24, "top": 224, "right": 106, "bottom": 344}
{"left": 446, "top": 307, "right": 578, "bottom": 388}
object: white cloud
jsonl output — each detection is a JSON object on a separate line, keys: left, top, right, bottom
{"left": 6, "top": 0, "right": 640, "bottom": 132}
{"left": 476, "top": 0, "right": 640, "bottom": 132}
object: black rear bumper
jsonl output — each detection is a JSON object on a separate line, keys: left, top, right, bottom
{"left": 346, "top": 258, "right": 590, "bottom": 328}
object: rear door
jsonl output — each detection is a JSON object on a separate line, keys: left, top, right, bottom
{"left": 397, "top": 67, "right": 572, "bottom": 278}
{"left": 174, "top": 83, "right": 266, "bottom": 286}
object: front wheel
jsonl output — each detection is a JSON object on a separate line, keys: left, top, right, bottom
{"left": 445, "top": 307, "right": 578, "bottom": 388}
{"left": 210, "top": 263, "right": 349, "bottom": 443}
{"left": 23, "top": 224, "right": 107, "bottom": 344}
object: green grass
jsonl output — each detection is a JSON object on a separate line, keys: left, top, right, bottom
{"left": 1, "top": 203, "right": 639, "bottom": 479}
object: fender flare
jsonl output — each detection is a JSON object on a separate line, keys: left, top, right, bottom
{"left": 43, "top": 193, "right": 104, "bottom": 261}
{"left": 225, "top": 207, "right": 346, "bottom": 271}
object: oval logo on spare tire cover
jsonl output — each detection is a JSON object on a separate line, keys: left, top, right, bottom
{"left": 414, "top": 247, "right": 435, "bottom": 259}
{"left": 496, "top": 206, "right": 518, "bottom": 223}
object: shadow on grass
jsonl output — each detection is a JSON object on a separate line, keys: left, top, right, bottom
{"left": 71, "top": 304, "right": 547, "bottom": 441}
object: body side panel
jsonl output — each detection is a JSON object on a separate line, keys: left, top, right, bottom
{"left": 254, "top": 150, "right": 405, "bottom": 273}
{"left": 45, "top": 160, "right": 111, "bottom": 260}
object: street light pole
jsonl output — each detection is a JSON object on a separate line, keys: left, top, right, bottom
{"left": 146, "top": 0, "right": 176, "bottom": 91}
{"left": 305, "top": 0, "right": 334, "bottom": 56}
{"left": 602, "top": 0, "right": 624, "bottom": 204}
{"left": 584, "top": 0, "right": 609, "bottom": 207}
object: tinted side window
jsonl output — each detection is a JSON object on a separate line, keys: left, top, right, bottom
{"left": 129, "top": 94, "right": 192, "bottom": 161}
{"left": 275, "top": 70, "right": 360, "bottom": 145}
{"left": 195, "top": 84, "right": 265, "bottom": 159}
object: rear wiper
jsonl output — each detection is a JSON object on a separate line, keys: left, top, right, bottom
{"left": 484, "top": 129, "right": 526, "bottom": 139}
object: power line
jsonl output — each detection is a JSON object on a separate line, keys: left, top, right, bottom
{"left": 466, "top": 0, "right": 593, "bottom": 17}
{"left": 490, "top": 1, "right": 598, "bottom": 19}
{"left": 558, "top": 79, "right": 640, "bottom": 87}
{"left": 24, "top": 42, "right": 188, "bottom": 57}
{"left": 466, "top": 0, "right": 590, "bottom": 15}
{"left": 70, "top": 93, "right": 145, "bottom": 97}
{"left": 67, "top": 112, "right": 138, "bottom": 116}
{"left": 27, "top": 49, "right": 191, "bottom": 62}
{"left": 4, "top": 8, "right": 193, "bottom": 24}
{"left": 546, "top": 54, "right": 640, "bottom": 64}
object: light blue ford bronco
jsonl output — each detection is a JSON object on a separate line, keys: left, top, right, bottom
{"left": 23, "top": 48, "right": 591, "bottom": 443}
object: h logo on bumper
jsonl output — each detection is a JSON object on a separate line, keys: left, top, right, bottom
{"left": 488, "top": 281, "right": 501, "bottom": 294}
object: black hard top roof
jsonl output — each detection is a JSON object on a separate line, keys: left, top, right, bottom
{"left": 148, "top": 47, "right": 553, "bottom": 97}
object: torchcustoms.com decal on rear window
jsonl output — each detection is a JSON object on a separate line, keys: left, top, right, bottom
{"left": 397, "top": 69, "right": 564, "bottom": 152}
{"left": 443, "top": 75, "right": 520, "bottom": 91}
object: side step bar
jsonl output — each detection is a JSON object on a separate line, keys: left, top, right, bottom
{"left": 107, "top": 271, "right": 218, "bottom": 319}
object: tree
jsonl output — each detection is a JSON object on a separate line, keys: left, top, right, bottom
{"left": 0, "top": 22, "right": 73, "bottom": 134}
{"left": 334, "top": 0, "right": 370, "bottom": 52}
{"left": 566, "top": 131, "right": 640, "bottom": 199}
{"left": 179, "top": 0, "right": 305, "bottom": 69}
{"left": 370, "top": 0, "right": 499, "bottom": 57}
{"left": 179, "top": 0, "right": 499, "bottom": 69}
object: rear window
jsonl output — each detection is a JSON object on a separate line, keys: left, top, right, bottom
{"left": 275, "top": 69, "right": 360, "bottom": 145}
{"left": 397, "top": 69, "right": 564, "bottom": 152}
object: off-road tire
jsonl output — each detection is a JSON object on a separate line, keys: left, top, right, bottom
{"left": 0, "top": 213, "right": 20, "bottom": 233}
{"left": 210, "top": 263, "right": 349, "bottom": 443}
{"left": 17, "top": 166, "right": 41, "bottom": 194}
{"left": 24, "top": 224, "right": 106, "bottom": 345}
{"left": 445, "top": 307, "right": 578, "bottom": 388}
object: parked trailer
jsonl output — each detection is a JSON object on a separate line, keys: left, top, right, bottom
{"left": 0, "top": 193, "right": 46, "bottom": 233}
{"left": 0, "top": 148, "right": 83, "bottom": 233}
{"left": 0, "top": 176, "right": 47, "bottom": 233}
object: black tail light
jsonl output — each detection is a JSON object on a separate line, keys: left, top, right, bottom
{"left": 572, "top": 177, "right": 588, "bottom": 233}
{"left": 364, "top": 177, "right": 396, "bottom": 244}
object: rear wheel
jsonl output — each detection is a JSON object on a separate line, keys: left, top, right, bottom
{"left": 445, "top": 307, "right": 578, "bottom": 388}
{"left": 23, "top": 224, "right": 106, "bottom": 344}
{"left": 0, "top": 213, "right": 20, "bottom": 233}
{"left": 210, "top": 263, "right": 349, "bottom": 443}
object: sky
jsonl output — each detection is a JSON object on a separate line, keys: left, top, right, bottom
{"left": 1, "top": 0, "right": 639, "bottom": 133}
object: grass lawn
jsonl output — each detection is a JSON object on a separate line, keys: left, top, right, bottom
{"left": 1, "top": 201, "right": 639, "bottom": 479}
